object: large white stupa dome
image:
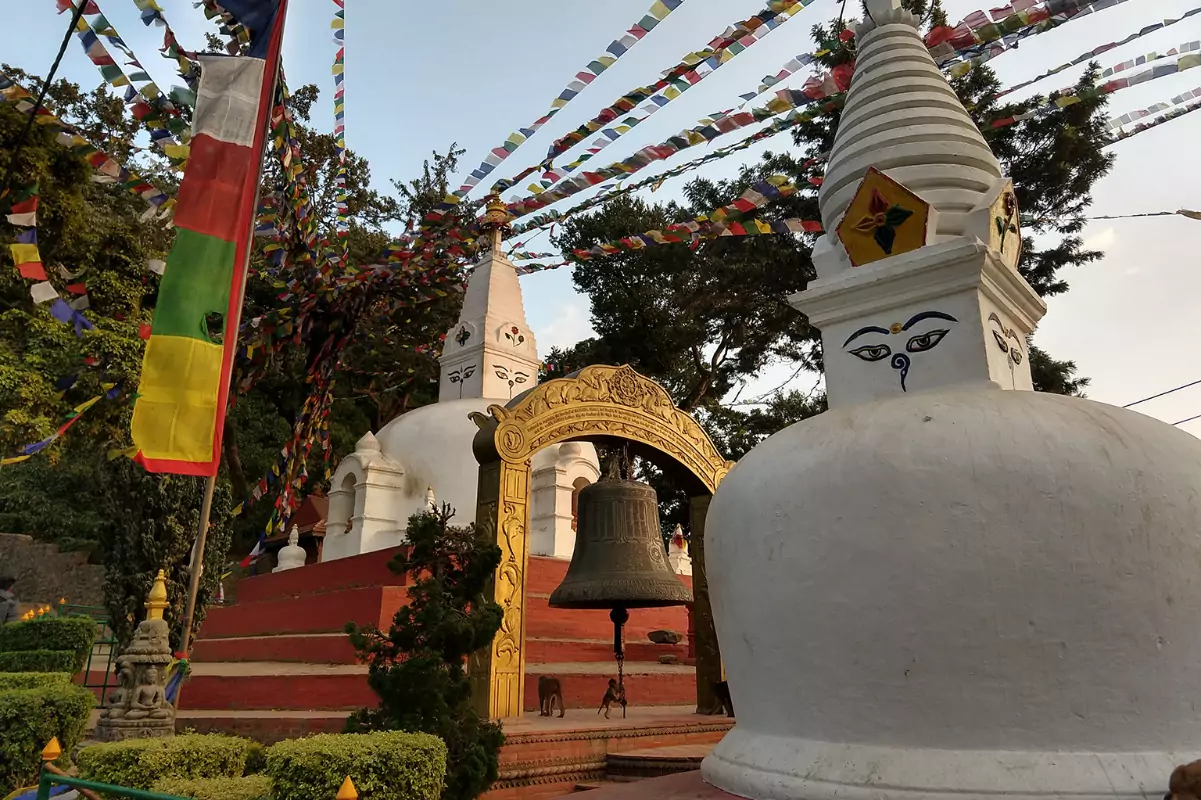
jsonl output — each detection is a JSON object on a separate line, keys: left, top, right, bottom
{"left": 704, "top": 388, "right": 1201, "bottom": 799}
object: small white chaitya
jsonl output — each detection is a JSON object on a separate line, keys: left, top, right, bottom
{"left": 702, "top": 2, "right": 1201, "bottom": 799}
{"left": 322, "top": 198, "right": 599, "bottom": 562}
{"left": 667, "top": 524, "right": 691, "bottom": 576}
{"left": 273, "top": 526, "right": 306, "bottom": 573}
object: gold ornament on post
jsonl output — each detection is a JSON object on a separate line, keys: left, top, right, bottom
{"left": 145, "top": 570, "right": 169, "bottom": 621}
{"left": 481, "top": 193, "right": 511, "bottom": 253}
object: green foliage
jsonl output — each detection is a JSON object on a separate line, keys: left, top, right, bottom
{"left": 347, "top": 507, "right": 503, "bottom": 800}
{"left": 77, "top": 734, "right": 255, "bottom": 790}
{"left": 0, "top": 615, "right": 95, "bottom": 671}
{"left": 266, "top": 731, "right": 447, "bottom": 800}
{"left": 0, "top": 672, "right": 71, "bottom": 690}
{"left": 0, "top": 683, "right": 95, "bottom": 791}
{"left": 0, "top": 650, "right": 80, "bottom": 674}
{"left": 98, "top": 458, "right": 233, "bottom": 653}
{"left": 151, "top": 775, "right": 273, "bottom": 800}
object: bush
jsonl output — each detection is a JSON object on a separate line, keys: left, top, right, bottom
{"left": 0, "top": 683, "right": 95, "bottom": 791}
{"left": 78, "top": 734, "right": 254, "bottom": 790}
{"left": 0, "top": 673, "right": 71, "bottom": 690}
{"left": 151, "top": 775, "right": 273, "bottom": 800}
{"left": 0, "top": 651, "right": 80, "bottom": 674}
{"left": 267, "top": 731, "right": 447, "bottom": 800}
{"left": 0, "top": 616, "right": 96, "bottom": 672}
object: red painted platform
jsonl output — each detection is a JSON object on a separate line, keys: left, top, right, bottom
{"left": 184, "top": 547, "right": 697, "bottom": 740}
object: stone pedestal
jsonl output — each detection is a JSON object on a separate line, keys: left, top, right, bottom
{"left": 94, "top": 570, "right": 175, "bottom": 741}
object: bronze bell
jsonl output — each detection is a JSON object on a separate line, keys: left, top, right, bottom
{"left": 549, "top": 476, "right": 693, "bottom": 610}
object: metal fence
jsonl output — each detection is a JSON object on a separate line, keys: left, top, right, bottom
{"left": 56, "top": 602, "right": 116, "bottom": 702}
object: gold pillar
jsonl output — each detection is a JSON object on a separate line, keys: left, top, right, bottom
{"left": 690, "top": 494, "right": 723, "bottom": 714}
{"left": 470, "top": 459, "right": 530, "bottom": 719}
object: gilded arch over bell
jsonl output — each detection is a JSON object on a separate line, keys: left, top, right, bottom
{"left": 470, "top": 365, "right": 734, "bottom": 493}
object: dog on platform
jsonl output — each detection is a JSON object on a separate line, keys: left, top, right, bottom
{"left": 538, "top": 675, "right": 565, "bottom": 718}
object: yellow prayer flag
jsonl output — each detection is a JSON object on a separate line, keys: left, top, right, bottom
{"left": 10, "top": 243, "right": 40, "bottom": 266}
{"left": 754, "top": 219, "right": 774, "bottom": 234}
{"left": 650, "top": 0, "right": 671, "bottom": 18}
{"left": 664, "top": 86, "right": 680, "bottom": 100}
{"left": 1054, "top": 96, "right": 1081, "bottom": 108}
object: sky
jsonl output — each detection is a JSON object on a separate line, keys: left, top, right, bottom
{"left": 4, "top": 0, "right": 1201, "bottom": 433}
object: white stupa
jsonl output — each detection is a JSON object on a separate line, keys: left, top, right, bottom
{"left": 702, "top": 2, "right": 1201, "bottom": 799}
{"left": 322, "top": 197, "right": 600, "bottom": 561}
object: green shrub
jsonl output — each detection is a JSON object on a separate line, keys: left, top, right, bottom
{"left": 0, "top": 650, "right": 80, "bottom": 674}
{"left": 0, "top": 683, "right": 95, "bottom": 791}
{"left": 0, "top": 616, "right": 96, "bottom": 672}
{"left": 0, "top": 672, "right": 71, "bottom": 690}
{"left": 78, "top": 734, "right": 254, "bottom": 790}
{"left": 267, "top": 731, "right": 447, "bottom": 800}
{"left": 244, "top": 741, "right": 266, "bottom": 774}
{"left": 151, "top": 775, "right": 273, "bottom": 800}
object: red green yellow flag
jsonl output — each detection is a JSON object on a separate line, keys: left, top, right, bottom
{"left": 132, "top": 0, "right": 289, "bottom": 475}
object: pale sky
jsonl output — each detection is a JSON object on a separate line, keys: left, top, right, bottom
{"left": 5, "top": 0, "right": 1200, "bottom": 432}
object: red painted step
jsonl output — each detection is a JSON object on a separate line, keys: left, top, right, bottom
{"left": 237, "top": 546, "right": 408, "bottom": 603}
{"left": 180, "top": 666, "right": 376, "bottom": 711}
{"left": 191, "top": 634, "right": 686, "bottom": 666}
{"left": 201, "top": 585, "right": 407, "bottom": 638}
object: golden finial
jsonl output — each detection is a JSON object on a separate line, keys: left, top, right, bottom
{"left": 481, "top": 193, "right": 511, "bottom": 252}
{"left": 42, "top": 737, "right": 63, "bottom": 762}
{"left": 336, "top": 776, "right": 358, "bottom": 800}
{"left": 59, "top": 597, "right": 67, "bottom": 605}
{"left": 145, "top": 570, "right": 170, "bottom": 621}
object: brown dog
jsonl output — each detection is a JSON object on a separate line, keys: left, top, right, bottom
{"left": 538, "top": 676, "right": 565, "bottom": 718}
{"left": 1167, "top": 760, "right": 1201, "bottom": 800}
{"left": 598, "top": 678, "right": 627, "bottom": 719}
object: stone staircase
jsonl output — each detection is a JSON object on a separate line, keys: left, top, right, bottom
{"left": 0, "top": 533, "right": 105, "bottom": 607}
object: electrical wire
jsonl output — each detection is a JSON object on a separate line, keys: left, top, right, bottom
{"left": 1172, "top": 413, "right": 1201, "bottom": 427}
{"left": 1122, "top": 378, "right": 1201, "bottom": 409}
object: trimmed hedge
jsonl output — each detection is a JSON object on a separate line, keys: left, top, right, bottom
{"left": 0, "top": 650, "right": 80, "bottom": 674}
{"left": 151, "top": 775, "right": 273, "bottom": 800}
{"left": 0, "top": 672, "right": 71, "bottom": 691}
{"left": 0, "top": 616, "right": 95, "bottom": 673}
{"left": 78, "top": 734, "right": 255, "bottom": 790}
{"left": 0, "top": 683, "right": 95, "bottom": 791}
{"left": 267, "top": 731, "right": 447, "bottom": 800}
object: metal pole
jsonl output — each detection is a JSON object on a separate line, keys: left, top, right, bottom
{"left": 175, "top": 3, "right": 290, "bottom": 660}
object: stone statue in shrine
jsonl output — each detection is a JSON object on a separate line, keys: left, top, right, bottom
{"left": 94, "top": 570, "right": 175, "bottom": 740}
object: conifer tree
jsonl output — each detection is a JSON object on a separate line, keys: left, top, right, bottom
{"left": 347, "top": 506, "right": 505, "bottom": 800}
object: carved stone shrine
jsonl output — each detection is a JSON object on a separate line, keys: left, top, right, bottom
{"left": 95, "top": 570, "right": 175, "bottom": 741}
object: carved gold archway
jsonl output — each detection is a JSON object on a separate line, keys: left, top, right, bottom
{"left": 469, "top": 365, "right": 735, "bottom": 719}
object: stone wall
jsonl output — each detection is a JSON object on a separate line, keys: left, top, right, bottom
{"left": 0, "top": 533, "right": 105, "bottom": 609}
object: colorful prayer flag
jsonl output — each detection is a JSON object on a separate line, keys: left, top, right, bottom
{"left": 131, "top": 0, "right": 289, "bottom": 476}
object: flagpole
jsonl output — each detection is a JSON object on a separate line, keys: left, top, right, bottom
{"left": 178, "top": 0, "right": 292, "bottom": 661}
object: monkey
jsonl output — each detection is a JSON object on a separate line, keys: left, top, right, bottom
{"left": 538, "top": 675, "right": 565, "bottom": 718}
{"left": 705, "top": 680, "right": 734, "bottom": 717}
{"left": 598, "top": 678, "right": 627, "bottom": 719}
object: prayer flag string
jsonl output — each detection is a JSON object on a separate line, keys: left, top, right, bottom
{"left": 449, "top": 0, "right": 689, "bottom": 202}
{"left": 331, "top": 0, "right": 349, "bottom": 261}
{"left": 128, "top": 0, "right": 200, "bottom": 87}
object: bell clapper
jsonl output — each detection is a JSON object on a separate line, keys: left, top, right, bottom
{"left": 609, "top": 605, "right": 629, "bottom": 715}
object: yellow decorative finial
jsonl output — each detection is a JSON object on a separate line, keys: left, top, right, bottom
{"left": 42, "top": 737, "right": 62, "bottom": 762}
{"left": 59, "top": 597, "right": 67, "bottom": 605}
{"left": 145, "top": 570, "right": 169, "bottom": 621}
{"left": 336, "top": 776, "right": 358, "bottom": 800}
{"left": 481, "top": 193, "right": 511, "bottom": 252}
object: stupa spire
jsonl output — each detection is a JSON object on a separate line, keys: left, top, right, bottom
{"left": 792, "top": 0, "right": 1044, "bottom": 408}
{"left": 438, "top": 194, "right": 540, "bottom": 402}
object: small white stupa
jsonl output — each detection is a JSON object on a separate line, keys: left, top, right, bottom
{"left": 322, "top": 197, "right": 600, "bottom": 562}
{"left": 667, "top": 524, "right": 692, "bottom": 576}
{"left": 273, "top": 525, "right": 306, "bottom": 573}
{"left": 702, "top": 2, "right": 1201, "bottom": 799}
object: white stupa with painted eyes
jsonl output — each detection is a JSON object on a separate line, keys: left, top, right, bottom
{"left": 322, "top": 198, "right": 599, "bottom": 561}
{"left": 702, "top": 1, "right": 1201, "bottom": 799}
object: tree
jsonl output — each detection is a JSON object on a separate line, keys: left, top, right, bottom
{"left": 346, "top": 506, "right": 505, "bottom": 800}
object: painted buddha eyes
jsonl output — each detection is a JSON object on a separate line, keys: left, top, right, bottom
{"left": 842, "top": 310, "right": 958, "bottom": 392}
{"left": 849, "top": 344, "right": 890, "bottom": 362}
{"left": 906, "top": 329, "right": 948, "bottom": 353}
{"left": 848, "top": 329, "right": 949, "bottom": 363}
